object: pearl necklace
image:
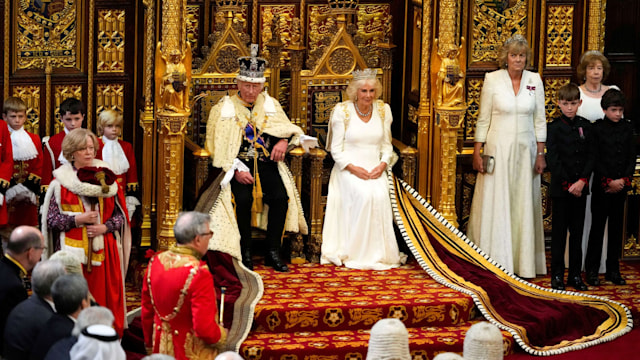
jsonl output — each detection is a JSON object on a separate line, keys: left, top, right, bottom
{"left": 354, "top": 102, "right": 372, "bottom": 117}
{"left": 584, "top": 83, "right": 602, "bottom": 94}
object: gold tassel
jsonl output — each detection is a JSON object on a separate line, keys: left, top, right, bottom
{"left": 251, "top": 153, "right": 263, "bottom": 227}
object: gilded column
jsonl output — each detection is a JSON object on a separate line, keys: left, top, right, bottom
{"left": 266, "top": 14, "right": 283, "bottom": 100}
{"left": 587, "top": 0, "right": 606, "bottom": 51}
{"left": 155, "top": 0, "right": 192, "bottom": 249}
{"left": 287, "top": 17, "right": 305, "bottom": 130}
{"left": 307, "top": 148, "right": 327, "bottom": 263}
{"left": 417, "top": 0, "right": 433, "bottom": 198}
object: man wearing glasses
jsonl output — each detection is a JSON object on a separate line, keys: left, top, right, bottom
{"left": 0, "top": 226, "right": 46, "bottom": 355}
{"left": 141, "top": 211, "right": 227, "bottom": 359}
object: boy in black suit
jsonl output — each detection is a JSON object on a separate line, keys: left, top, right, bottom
{"left": 547, "top": 83, "right": 593, "bottom": 291}
{"left": 585, "top": 88, "right": 636, "bottom": 286}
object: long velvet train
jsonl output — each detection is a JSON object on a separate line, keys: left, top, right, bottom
{"left": 390, "top": 175, "right": 633, "bottom": 355}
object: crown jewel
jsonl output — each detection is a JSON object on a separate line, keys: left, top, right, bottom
{"left": 352, "top": 68, "right": 377, "bottom": 81}
{"left": 237, "top": 44, "right": 268, "bottom": 83}
{"left": 328, "top": 0, "right": 359, "bottom": 15}
{"left": 216, "top": 0, "right": 244, "bottom": 12}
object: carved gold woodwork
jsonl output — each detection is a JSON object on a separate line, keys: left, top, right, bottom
{"left": 543, "top": 77, "right": 571, "bottom": 120}
{"left": 139, "top": 0, "right": 156, "bottom": 248}
{"left": 15, "top": 0, "right": 79, "bottom": 70}
{"left": 587, "top": 0, "right": 606, "bottom": 51}
{"left": 156, "top": 113, "right": 189, "bottom": 250}
{"left": 417, "top": 0, "right": 433, "bottom": 197}
{"left": 161, "top": 0, "right": 187, "bottom": 57}
{"left": 470, "top": 0, "right": 529, "bottom": 64}
{"left": 96, "top": 84, "right": 124, "bottom": 117}
{"left": 261, "top": 5, "right": 294, "bottom": 68}
{"left": 307, "top": 148, "right": 327, "bottom": 263}
{"left": 545, "top": 5, "right": 573, "bottom": 67}
{"left": 12, "top": 86, "right": 41, "bottom": 135}
{"left": 53, "top": 85, "right": 83, "bottom": 134}
{"left": 195, "top": 8, "right": 250, "bottom": 75}
{"left": 3, "top": 0, "right": 9, "bottom": 95}
{"left": 464, "top": 78, "right": 483, "bottom": 141}
{"left": 88, "top": 0, "right": 95, "bottom": 129}
{"left": 155, "top": 42, "right": 193, "bottom": 115}
{"left": 97, "top": 9, "right": 126, "bottom": 73}
{"left": 436, "top": 109, "right": 465, "bottom": 227}
{"left": 186, "top": 5, "right": 200, "bottom": 55}
{"left": 288, "top": 147, "right": 306, "bottom": 263}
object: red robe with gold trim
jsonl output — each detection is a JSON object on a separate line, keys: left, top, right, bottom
{"left": 142, "top": 247, "right": 226, "bottom": 360}
{"left": 8, "top": 131, "right": 42, "bottom": 227}
{"left": 41, "top": 131, "right": 66, "bottom": 191}
{"left": 41, "top": 160, "right": 131, "bottom": 336}
{"left": 0, "top": 122, "right": 13, "bottom": 226}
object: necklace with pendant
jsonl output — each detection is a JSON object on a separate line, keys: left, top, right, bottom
{"left": 584, "top": 83, "right": 602, "bottom": 94}
{"left": 354, "top": 102, "right": 372, "bottom": 117}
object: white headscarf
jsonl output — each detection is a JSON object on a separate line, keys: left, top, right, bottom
{"left": 69, "top": 324, "right": 125, "bottom": 360}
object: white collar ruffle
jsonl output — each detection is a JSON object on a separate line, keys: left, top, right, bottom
{"left": 100, "top": 136, "right": 129, "bottom": 175}
{"left": 8, "top": 125, "right": 38, "bottom": 161}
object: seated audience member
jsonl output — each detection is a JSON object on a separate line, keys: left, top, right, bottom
{"left": 142, "top": 355, "right": 176, "bottom": 360}
{"left": 0, "top": 226, "right": 46, "bottom": 355}
{"left": 44, "top": 306, "right": 115, "bottom": 360}
{"left": 142, "top": 211, "right": 226, "bottom": 360}
{"left": 30, "top": 274, "right": 90, "bottom": 360}
{"left": 215, "top": 351, "right": 244, "bottom": 360}
{"left": 433, "top": 353, "right": 464, "bottom": 360}
{"left": 49, "top": 250, "right": 96, "bottom": 304}
{"left": 463, "top": 322, "right": 503, "bottom": 360}
{"left": 69, "top": 324, "right": 125, "bottom": 360}
{"left": 366, "top": 318, "right": 411, "bottom": 360}
{"left": 3, "top": 260, "right": 66, "bottom": 359}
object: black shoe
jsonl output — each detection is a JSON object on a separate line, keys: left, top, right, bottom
{"left": 241, "top": 250, "right": 253, "bottom": 270}
{"left": 550, "top": 275, "right": 565, "bottom": 290}
{"left": 585, "top": 272, "right": 600, "bottom": 286}
{"left": 605, "top": 272, "right": 626, "bottom": 285}
{"left": 567, "top": 275, "right": 588, "bottom": 291}
{"left": 265, "top": 249, "right": 289, "bottom": 272}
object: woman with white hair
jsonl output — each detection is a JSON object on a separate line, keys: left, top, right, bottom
{"left": 321, "top": 68, "right": 406, "bottom": 270}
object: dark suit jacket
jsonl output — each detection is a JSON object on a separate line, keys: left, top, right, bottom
{"left": 3, "top": 295, "right": 55, "bottom": 359}
{"left": 30, "top": 314, "right": 74, "bottom": 360}
{"left": 43, "top": 336, "right": 77, "bottom": 360}
{"left": 0, "top": 256, "right": 28, "bottom": 356}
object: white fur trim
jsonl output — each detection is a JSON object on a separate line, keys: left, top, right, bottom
{"left": 220, "top": 95, "right": 236, "bottom": 118}
{"left": 263, "top": 90, "right": 276, "bottom": 116}
{"left": 8, "top": 127, "right": 38, "bottom": 161}
{"left": 53, "top": 161, "right": 119, "bottom": 198}
{"left": 5, "top": 183, "right": 37, "bottom": 205}
{"left": 101, "top": 137, "right": 130, "bottom": 175}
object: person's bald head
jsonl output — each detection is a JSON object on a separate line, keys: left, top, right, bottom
{"left": 7, "top": 226, "right": 46, "bottom": 271}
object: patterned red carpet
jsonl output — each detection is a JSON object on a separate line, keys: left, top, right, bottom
{"left": 125, "top": 258, "right": 639, "bottom": 359}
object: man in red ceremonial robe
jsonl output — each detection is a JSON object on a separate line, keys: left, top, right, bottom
{"left": 0, "top": 118, "right": 14, "bottom": 240}
{"left": 41, "top": 98, "right": 85, "bottom": 194}
{"left": 142, "top": 211, "right": 227, "bottom": 360}
{"left": 3, "top": 97, "right": 43, "bottom": 230}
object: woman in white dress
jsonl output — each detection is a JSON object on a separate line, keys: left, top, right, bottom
{"left": 321, "top": 69, "right": 405, "bottom": 270}
{"left": 575, "top": 51, "right": 619, "bottom": 281}
{"left": 468, "top": 35, "right": 547, "bottom": 278}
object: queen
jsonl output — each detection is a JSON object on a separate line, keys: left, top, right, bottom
{"left": 320, "top": 68, "right": 406, "bottom": 270}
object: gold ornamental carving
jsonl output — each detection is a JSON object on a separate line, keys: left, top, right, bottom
{"left": 470, "top": 0, "right": 529, "bottom": 63}
{"left": 186, "top": 5, "right": 200, "bottom": 55}
{"left": 436, "top": 109, "right": 465, "bottom": 227}
{"left": 53, "top": 85, "right": 83, "bottom": 134}
{"left": 12, "top": 86, "right": 41, "bottom": 135}
{"left": 433, "top": 39, "right": 466, "bottom": 109}
{"left": 97, "top": 9, "right": 125, "bottom": 73}
{"left": 545, "top": 5, "right": 573, "bottom": 67}
{"left": 155, "top": 43, "right": 192, "bottom": 115}
{"left": 156, "top": 114, "right": 189, "bottom": 250}
{"left": 587, "top": 0, "right": 606, "bottom": 51}
{"left": 417, "top": 0, "right": 432, "bottom": 197}
{"left": 161, "top": 0, "right": 187, "bottom": 57}
{"left": 16, "top": 0, "right": 79, "bottom": 70}
{"left": 261, "top": 5, "right": 294, "bottom": 68}
{"left": 464, "top": 78, "right": 483, "bottom": 141}
{"left": 544, "top": 77, "right": 571, "bottom": 120}
{"left": 96, "top": 84, "right": 125, "bottom": 116}
{"left": 329, "top": 48, "right": 356, "bottom": 74}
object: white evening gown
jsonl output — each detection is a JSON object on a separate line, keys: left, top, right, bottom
{"left": 468, "top": 69, "right": 547, "bottom": 278}
{"left": 321, "top": 101, "right": 405, "bottom": 270}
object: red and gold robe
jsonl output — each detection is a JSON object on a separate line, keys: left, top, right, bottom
{"left": 98, "top": 138, "right": 139, "bottom": 196}
{"left": 142, "top": 246, "right": 226, "bottom": 360}
{"left": 8, "top": 131, "right": 42, "bottom": 227}
{"left": 0, "top": 121, "right": 13, "bottom": 226}
{"left": 41, "top": 160, "right": 131, "bottom": 335}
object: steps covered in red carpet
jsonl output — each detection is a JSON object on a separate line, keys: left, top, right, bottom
{"left": 240, "top": 261, "right": 515, "bottom": 359}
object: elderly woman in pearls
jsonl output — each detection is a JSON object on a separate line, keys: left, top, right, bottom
{"left": 321, "top": 68, "right": 406, "bottom": 270}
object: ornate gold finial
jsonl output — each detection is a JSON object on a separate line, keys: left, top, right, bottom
{"left": 216, "top": 0, "right": 244, "bottom": 12}
{"left": 328, "top": 0, "right": 359, "bottom": 15}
